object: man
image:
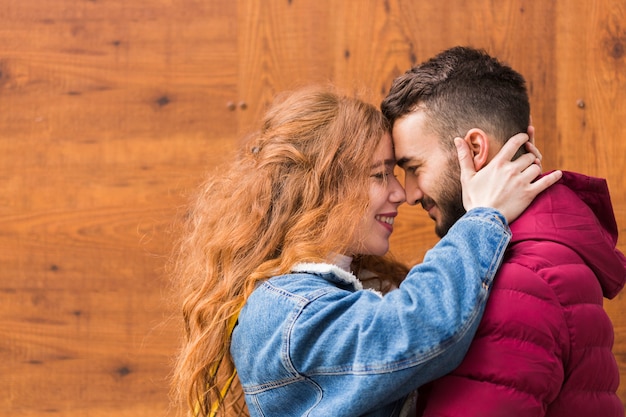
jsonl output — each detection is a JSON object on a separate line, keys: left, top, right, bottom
{"left": 382, "top": 46, "right": 626, "bottom": 417}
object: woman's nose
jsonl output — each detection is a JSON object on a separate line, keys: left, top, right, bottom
{"left": 390, "top": 177, "right": 406, "bottom": 205}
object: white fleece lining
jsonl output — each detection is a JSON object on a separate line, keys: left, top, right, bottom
{"left": 292, "top": 262, "right": 364, "bottom": 291}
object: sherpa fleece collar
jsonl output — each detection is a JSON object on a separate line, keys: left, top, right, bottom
{"left": 291, "top": 262, "right": 364, "bottom": 291}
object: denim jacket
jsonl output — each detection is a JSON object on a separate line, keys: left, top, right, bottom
{"left": 231, "top": 208, "right": 511, "bottom": 417}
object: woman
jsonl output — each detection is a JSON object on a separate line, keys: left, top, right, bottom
{"left": 171, "top": 86, "right": 561, "bottom": 417}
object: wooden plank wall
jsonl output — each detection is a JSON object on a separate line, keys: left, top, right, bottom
{"left": 1, "top": 1, "right": 624, "bottom": 415}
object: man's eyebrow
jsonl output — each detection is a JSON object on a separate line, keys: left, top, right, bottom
{"left": 396, "top": 157, "right": 410, "bottom": 168}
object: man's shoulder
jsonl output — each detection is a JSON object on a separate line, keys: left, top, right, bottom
{"left": 495, "top": 239, "right": 600, "bottom": 300}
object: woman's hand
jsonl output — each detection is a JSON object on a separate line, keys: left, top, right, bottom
{"left": 456, "top": 133, "right": 562, "bottom": 223}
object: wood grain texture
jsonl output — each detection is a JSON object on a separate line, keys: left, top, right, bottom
{"left": 1, "top": 0, "right": 625, "bottom": 416}
{"left": 1, "top": 0, "right": 237, "bottom": 416}
{"left": 553, "top": 0, "right": 626, "bottom": 402}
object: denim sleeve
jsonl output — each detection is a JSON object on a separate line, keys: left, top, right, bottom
{"left": 289, "top": 207, "right": 511, "bottom": 406}
{"left": 393, "top": 207, "right": 511, "bottom": 377}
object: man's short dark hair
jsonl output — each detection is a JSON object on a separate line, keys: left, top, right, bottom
{"left": 381, "top": 46, "right": 530, "bottom": 151}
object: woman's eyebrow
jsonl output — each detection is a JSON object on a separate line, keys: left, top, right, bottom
{"left": 370, "top": 159, "right": 397, "bottom": 169}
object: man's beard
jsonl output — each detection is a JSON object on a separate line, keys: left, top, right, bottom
{"left": 432, "top": 156, "right": 466, "bottom": 238}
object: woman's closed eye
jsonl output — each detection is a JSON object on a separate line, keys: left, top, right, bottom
{"left": 371, "top": 172, "right": 387, "bottom": 180}
{"left": 371, "top": 169, "right": 398, "bottom": 182}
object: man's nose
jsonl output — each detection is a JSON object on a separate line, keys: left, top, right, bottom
{"left": 404, "top": 177, "right": 423, "bottom": 206}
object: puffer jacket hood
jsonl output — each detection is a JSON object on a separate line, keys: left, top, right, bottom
{"left": 510, "top": 171, "right": 626, "bottom": 299}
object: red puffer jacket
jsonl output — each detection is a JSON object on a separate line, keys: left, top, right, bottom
{"left": 416, "top": 171, "right": 626, "bottom": 417}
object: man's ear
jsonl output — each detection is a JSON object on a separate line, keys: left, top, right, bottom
{"left": 463, "top": 128, "right": 490, "bottom": 170}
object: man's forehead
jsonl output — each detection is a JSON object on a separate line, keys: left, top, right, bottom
{"left": 391, "top": 114, "right": 443, "bottom": 166}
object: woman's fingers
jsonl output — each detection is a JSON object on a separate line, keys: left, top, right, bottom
{"left": 457, "top": 131, "right": 562, "bottom": 224}
{"left": 490, "top": 133, "right": 531, "bottom": 164}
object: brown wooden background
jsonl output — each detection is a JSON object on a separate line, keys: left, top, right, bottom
{"left": 1, "top": 1, "right": 624, "bottom": 416}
